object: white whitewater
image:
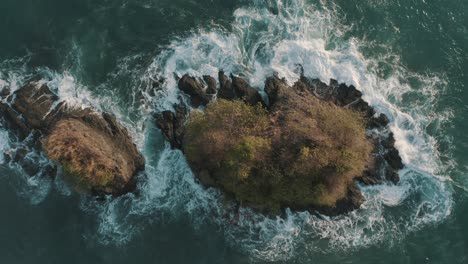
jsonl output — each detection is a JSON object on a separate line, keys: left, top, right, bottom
{"left": 138, "top": 0, "right": 454, "bottom": 261}
{"left": 0, "top": 0, "right": 454, "bottom": 262}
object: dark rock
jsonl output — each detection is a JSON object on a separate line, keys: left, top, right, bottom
{"left": 336, "top": 83, "right": 362, "bottom": 106}
{"left": 382, "top": 133, "right": 396, "bottom": 149}
{"left": 150, "top": 77, "right": 165, "bottom": 90}
{"left": 0, "top": 83, "right": 59, "bottom": 139}
{"left": 157, "top": 111, "right": 179, "bottom": 148}
{"left": 20, "top": 157, "right": 40, "bottom": 176}
{"left": 384, "top": 147, "right": 404, "bottom": 170}
{"left": 178, "top": 74, "right": 209, "bottom": 107}
{"left": 292, "top": 76, "right": 310, "bottom": 92}
{"left": 10, "top": 82, "right": 58, "bottom": 130}
{"left": 11, "top": 148, "right": 39, "bottom": 176}
{"left": 369, "top": 113, "right": 390, "bottom": 128}
{"left": 348, "top": 99, "right": 375, "bottom": 118}
{"left": 0, "top": 100, "right": 31, "bottom": 139}
{"left": 316, "top": 183, "right": 364, "bottom": 216}
{"left": 357, "top": 170, "right": 381, "bottom": 185}
{"left": 230, "top": 74, "right": 264, "bottom": 106}
{"left": 3, "top": 152, "right": 11, "bottom": 163}
{"left": 155, "top": 104, "right": 187, "bottom": 149}
{"left": 264, "top": 75, "right": 288, "bottom": 106}
{"left": 41, "top": 163, "right": 57, "bottom": 178}
{"left": 0, "top": 86, "right": 10, "bottom": 97}
{"left": 306, "top": 78, "right": 336, "bottom": 101}
{"left": 359, "top": 139, "right": 402, "bottom": 185}
{"left": 329, "top": 79, "right": 339, "bottom": 88}
{"left": 218, "top": 71, "right": 235, "bottom": 100}
{"left": 12, "top": 147, "right": 28, "bottom": 163}
{"left": 203, "top": 75, "right": 217, "bottom": 95}
{"left": 385, "top": 169, "right": 400, "bottom": 184}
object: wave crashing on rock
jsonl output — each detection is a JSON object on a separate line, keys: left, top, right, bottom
{"left": 156, "top": 71, "right": 404, "bottom": 216}
{"left": 0, "top": 81, "right": 145, "bottom": 196}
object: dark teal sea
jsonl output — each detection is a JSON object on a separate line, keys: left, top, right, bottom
{"left": 0, "top": 0, "right": 467, "bottom": 263}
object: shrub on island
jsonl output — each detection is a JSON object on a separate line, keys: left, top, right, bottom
{"left": 184, "top": 98, "right": 372, "bottom": 213}
{"left": 155, "top": 71, "right": 404, "bottom": 215}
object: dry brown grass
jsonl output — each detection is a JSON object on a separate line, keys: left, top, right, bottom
{"left": 42, "top": 118, "right": 132, "bottom": 193}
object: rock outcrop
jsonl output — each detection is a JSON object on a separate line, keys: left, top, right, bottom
{"left": 175, "top": 71, "right": 265, "bottom": 106}
{"left": 203, "top": 75, "right": 217, "bottom": 95}
{"left": 0, "top": 81, "right": 145, "bottom": 196}
{"left": 178, "top": 74, "right": 210, "bottom": 107}
{"left": 155, "top": 104, "right": 187, "bottom": 149}
{"left": 218, "top": 71, "right": 235, "bottom": 100}
{"left": 156, "top": 71, "right": 404, "bottom": 216}
{"left": 230, "top": 74, "right": 264, "bottom": 106}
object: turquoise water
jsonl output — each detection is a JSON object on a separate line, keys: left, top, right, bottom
{"left": 0, "top": 0, "right": 467, "bottom": 263}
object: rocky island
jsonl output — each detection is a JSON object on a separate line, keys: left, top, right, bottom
{"left": 0, "top": 81, "right": 145, "bottom": 196}
{"left": 156, "top": 71, "right": 404, "bottom": 215}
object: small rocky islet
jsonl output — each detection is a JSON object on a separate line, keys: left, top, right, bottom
{"left": 0, "top": 81, "right": 145, "bottom": 196}
{"left": 156, "top": 71, "right": 404, "bottom": 216}
{"left": 0, "top": 68, "right": 403, "bottom": 216}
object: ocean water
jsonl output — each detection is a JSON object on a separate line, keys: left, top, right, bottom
{"left": 0, "top": 0, "right": 467, "bottom": 263}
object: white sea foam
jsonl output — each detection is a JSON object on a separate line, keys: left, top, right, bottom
{"left": 0, "top": 79, "right": 7, "bottom": 89}
{"left": 0, "top": 56, "right": 33, "bottom": 93}
{"left": 0, "top": 0, "right": 455, "bottom": 261}
{"left": 0, "top": 130, "right": 9, "bottom": 164}
{"left": 0, "top": 58, "right": 146, "bottom": 203}
{"left": 134, "top": 0, "right": 454, "bottom": 261}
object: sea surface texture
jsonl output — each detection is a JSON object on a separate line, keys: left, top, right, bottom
{"left": 0, "top": 0, "right": 467, "bottom": 263}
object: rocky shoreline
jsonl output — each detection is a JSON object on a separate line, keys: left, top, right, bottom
{"left": 156, "top": 71, "right": 404, "bottom": 216}
{"left": 0, "top": 81, "right": 145, "bottom": 196}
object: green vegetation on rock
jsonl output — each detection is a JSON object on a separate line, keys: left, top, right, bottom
{"left": 184, "top": 98, "right": 372, "bottom": 213}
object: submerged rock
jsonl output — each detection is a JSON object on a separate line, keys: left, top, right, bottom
{"left": 0, "top": 81, "right": 145, "bottom": 196}
{"left": 156, "top": 71, "right": 404, "bottom": 216}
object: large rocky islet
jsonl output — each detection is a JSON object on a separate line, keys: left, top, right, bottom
{"left": 156, "top": 70, "right": 403, "bottom": 215}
